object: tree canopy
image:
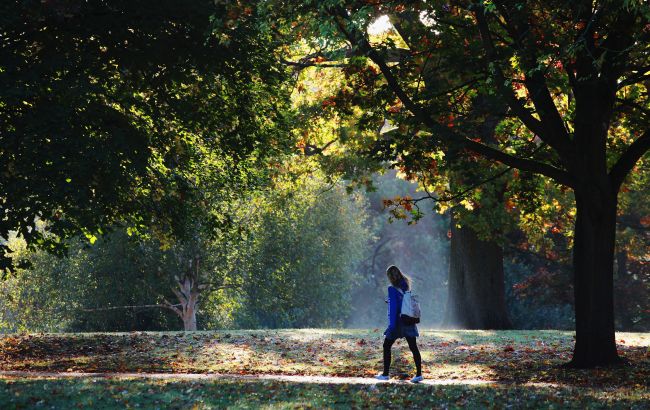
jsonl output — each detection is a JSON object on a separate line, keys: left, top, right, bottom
{"left": 260, "top": 0, "right": 650, "bottom": 367}
{"left": 0, "top": 0, "right": 291, "bottom": 270}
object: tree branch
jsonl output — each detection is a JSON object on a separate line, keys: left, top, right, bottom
{"left": 280, "top": 57, "right": 348, "bottom": 69}
{"left": 171, "top": 287, "right": 187, "bottom": 305}
{"left": 163, "top": 298, "right": 183, "bottom": 317}
{"left": 616, "top": 98, "right": 650, "bottom": 118}
{"left": 618, "top": 72, "right": 650, "bottom": 88}
{"left": 303, "top": 139, "right": 338, "bottom": 156}
{"left": 463, "top": 139, "right": 572, "bottom": 186}
{"left": 609, "top": 129, "right": 650, "bottom": 189}
{"left": 329, "top": 8, "right": 574, "bottom": 187}
{"left": 410, "top": 165, "right": 513, "bottom": 205}
{"left": 80, "top": 303, "right": 182, "bottom": 312}
{"left": 474, "top": 7, "right": 572, "bottom": 158}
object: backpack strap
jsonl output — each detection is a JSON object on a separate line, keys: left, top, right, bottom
{"left": 393, "top": 286, "right": 405, "bottom": 295}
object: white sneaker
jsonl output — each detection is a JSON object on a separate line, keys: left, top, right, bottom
{"left": 374, "top": 374, "right": 389, "bottom": 381}
{"left": 410, "top": 375, "right": 423, "bottom": 383}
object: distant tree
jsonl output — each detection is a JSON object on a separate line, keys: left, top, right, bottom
{"left": 439, "top": 110, "right": 511, "bottom": 330}
{"left": 1, "top": 231, "right": 178, "bottom": 332}
{"left": 234, "top": 180, "right": 372, "bottom": 329}
{"left": 2, "top": 220, "right": 258, "bottom": 332}
{"left": 144, "top": 222, "right": 244, "bottom": 332}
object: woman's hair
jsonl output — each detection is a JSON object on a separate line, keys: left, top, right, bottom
{"left": 386, "top": 265, "right": 411, "bottom": 290}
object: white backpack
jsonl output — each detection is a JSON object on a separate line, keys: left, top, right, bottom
{"left": 396, "top": 287, "right": 421, "bottom": 325}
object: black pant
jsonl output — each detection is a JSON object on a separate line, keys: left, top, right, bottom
{"left": 382, "top": 336, "right": 422, "bottom": 376}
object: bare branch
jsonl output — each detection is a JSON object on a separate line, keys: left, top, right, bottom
{"left": 171, "top": 287, "right": 187, "bottom": 305}
{"left": 303, "top": 139, "right": 338, "bottom": 156}
{"left": 80, "top": 303, "right": 182, "bottom": 312}
{"left": 163, "top": 298, "right": 183, "bottom": 317}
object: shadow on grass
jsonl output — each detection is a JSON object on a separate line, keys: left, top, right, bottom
{"left": 419, "top": 329, "right": 650, "bottom": 388}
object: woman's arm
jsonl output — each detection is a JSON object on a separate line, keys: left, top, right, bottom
{"left": 387, "top": 286, "right": 399, "bottom": 330}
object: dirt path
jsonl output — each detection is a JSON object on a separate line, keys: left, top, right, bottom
{"left": 0, "top": 370, "right": 499, "bottom": 386}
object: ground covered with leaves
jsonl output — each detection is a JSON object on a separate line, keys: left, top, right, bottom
{"left": 0, "top": 329, "right": 648, "bottom": 408}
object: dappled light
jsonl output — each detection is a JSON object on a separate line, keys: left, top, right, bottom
{"left": 1, "top": 330, "right": 648, "bottom": 388}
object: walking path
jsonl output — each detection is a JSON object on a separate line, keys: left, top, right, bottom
{"left": 0, "top": 370, "right": 498, "bottom": 386}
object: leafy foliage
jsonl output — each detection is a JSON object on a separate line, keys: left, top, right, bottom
{"left": 1, "top": 231, "right": 184, "bottom": 332}
{"left": 232, "top": 180, "right": 372, "bottom": 328}
{"left": 0, "top": 177, "right": 373, "bottom": 331}
{"left": 0, "top": 0, "right": 292, "bottom": 270}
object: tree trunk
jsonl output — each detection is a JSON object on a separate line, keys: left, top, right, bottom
{"left": 569, "top": 184, "right": 622, "bottom": 367}
{"left": 440, "top": 97, "right": 511, "bottom": 330}
{"left": 443, "top": 214, "right": 511, "bottom": 329}
{"left": 614, "top": 248, "right": 636, "bottom": 331}
{"left": 172, "top": 266, "right": 201, "bottom": 332}
{"left": 182, "top": 303, "right": 197, "bottom": 331}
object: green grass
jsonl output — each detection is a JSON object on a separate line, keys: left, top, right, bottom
{"left": 0, "top": 329, "right": 648, "bottom": 408}
{"left": 0, "top": 377, "right": 648, "bottom": 409}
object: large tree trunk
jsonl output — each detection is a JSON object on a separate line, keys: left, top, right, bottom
{"left": 569, "top": 181, "right": 622, "bottom": 367}
{"left": 443, "top": 214, "right": 511, "bottom": 329}
{"left": 440, "top": 96, "right": 511, "bottom": 329}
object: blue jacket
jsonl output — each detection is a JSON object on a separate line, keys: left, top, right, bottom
{"left": 384, "top": 278, "right": 419, "bottom": 339}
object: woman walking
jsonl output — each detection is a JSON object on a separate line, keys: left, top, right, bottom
{"left": 375, "top": 265, "right": 423, "bottom": 383}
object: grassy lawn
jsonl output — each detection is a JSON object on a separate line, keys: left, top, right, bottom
{"left": 1, "top": 377, "right": 649, "bottom": 409}
{"left": 0, "top": 329, "right": 648, "bottom": 408}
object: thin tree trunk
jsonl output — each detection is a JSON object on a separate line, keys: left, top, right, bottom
{"left": 569, "top": 184, "right": 622, "bottom": 367}
{"left": 174, "top": 276, "right": 200, "bottom": 331}
{"left": 443, "top": 214, "right": 511, "bottom": 329}
{"left": 182, "top": 303, "right": 197, "bottom": 331}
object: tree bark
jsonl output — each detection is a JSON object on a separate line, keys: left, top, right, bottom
{"left": 443, "top": 214, "right": 511, "bottom": 329}
{"left": 170, "top": 256, "right": 202, "bottom": 332}
{"left": 569, "top": 181, "right": 622, "bottom": 367}
{"left": 182, "top": 302, "right": 198, "bottom": 331}
{"left": 442, "top": 98, "right": 511, "bottom": 330}
{"left": 174, "top": 275, "right": 200, "bottom": 331}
